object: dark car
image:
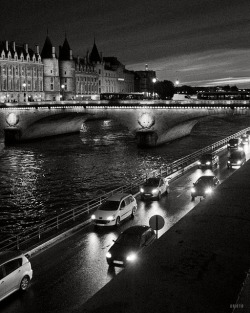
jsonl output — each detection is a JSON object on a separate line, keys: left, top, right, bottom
{"left": 106, "top": 225, "right": 156, "bottom": 266}
{"left": 140, "top": 177, "right": 169, "bottom": 200}
{"left": 197, "top": 153, "right": 219, "bottom": 169}
{"left": 227, "top": 150, "right": 246, "bottom": 169}
{"left": 241, "top": 134, "right": 249, "bottom": 145}
{"left": 227, "top": 138, "right": 243, "bottom": 151}
{"left": 191, "top": 175, "right": 219, "bottom": 201}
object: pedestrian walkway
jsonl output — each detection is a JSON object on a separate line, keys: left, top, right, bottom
{"left": 78, "top": 160, "right": 250, "bottom": 313}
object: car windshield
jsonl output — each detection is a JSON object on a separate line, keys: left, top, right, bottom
{"left": 99, "top": 200, "right": 120, "bottom": 211}
{"left": 116, "top": 233, "right": 141, "bottom": 247}
{"left": 144, "top": 178, "right": 160, "bottom": 186}
{"left": 200, "top": 154, "right": 212, "bottom": 161}
{"left": 195, "top": 176, "right": 214, "bottom": 185}
{"left": 230, "top": 152, "right": 243, "bottom": 159}
{"left": 229, "top": 139, "right": 239, "bottom": 144}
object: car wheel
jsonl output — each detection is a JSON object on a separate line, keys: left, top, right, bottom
{"left": 191, "top": 196, "right": 195, "bottom": 201}
{"left": 115, "top": 216, "right": 120, "bottom": 226}
{"left": 20, "top": 276, "right": 30, "bottom": 291}
{"left": 131, "top": 207, "right": 136, "bottom": 218}
{"left": 157, "top": 192, "right": 161, "bottom": 200}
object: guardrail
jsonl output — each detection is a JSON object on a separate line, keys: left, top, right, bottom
{"left": 1, "top": 126, "right": 250, "bottom": 252}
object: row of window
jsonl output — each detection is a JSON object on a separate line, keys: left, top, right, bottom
{"left": 0, "top": 53, "right": 41, "bottom": 63}
{"left": 0, "top": 65, "right": 43, "bottom": 77}
{"left": 76, "top": 76, "right": 97, "bottom": 82}
{"left": 1, "top": 79, "right": 43, "bottom": 91}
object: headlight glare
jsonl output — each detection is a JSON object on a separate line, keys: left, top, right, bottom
{"left": 107, "top": 216, "right": 114, "bottom": 221}
{"left": 140, "top": 188, "right": 144, "bottom": 193}
{"left": 191, "top": 188, "right": 196, "bottom": 193}
{"left": 205, "top": 187, "right": 212, "bottom": 194}
{"left": 91, "top": 214, "right": 96, "bottom": 220}
{"left": 106, "top": 252, "right": 112, "bottom": 258}
{"left": 126, "top": 253, "right": 137, "bottom": 262}
{"left": 152, "top": 188, "right": 158, "bottom": 194}
{"left": 237, "top": 160, "right": 241, "bottom": 165}
{"left": 206, "top": 161, "right": 211, "bottom": 165}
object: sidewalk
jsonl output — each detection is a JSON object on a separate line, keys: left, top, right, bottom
{"left": 78, "top": 161, "right": 250, "bottom": 313}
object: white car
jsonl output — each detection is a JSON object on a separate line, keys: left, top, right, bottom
{"left": 91, "top": 193, "right": 137, "bottom": 226}
{"left": 0, "top": 251, "right": 33, "bottom": 302}
{"left": 140, "top": 177, "right": 170, "bottom": 200}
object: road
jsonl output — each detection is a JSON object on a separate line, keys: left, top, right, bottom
{"left": 1, "top": 143, "right": 250, "bottom": 313}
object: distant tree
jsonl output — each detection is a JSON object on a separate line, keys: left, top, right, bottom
{"left": 230, "top": 85, "right": 238, "bottom": 91}
{"left": 177, "top": 85, "right": 196, "bottom": 95}
{"left": 155, "top": 80, "right": 175, "bottom": 99}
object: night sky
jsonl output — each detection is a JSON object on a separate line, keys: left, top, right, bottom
{"left": 1, "top": 0, "right": 250, "bottom": 87}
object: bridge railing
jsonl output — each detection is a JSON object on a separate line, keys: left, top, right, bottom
{"left": 1, "top": 126, "right": 250, "bottom": 252}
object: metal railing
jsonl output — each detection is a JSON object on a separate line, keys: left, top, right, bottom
{"left": 1, "top": 126, "right": 250, "bottom": 252}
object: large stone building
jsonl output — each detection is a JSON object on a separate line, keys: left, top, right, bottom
{"left": 0, "top": 40, "right": 44, "bottom": 103}
{"left": 0, "top": 35, "right": 135, "bottom": 102}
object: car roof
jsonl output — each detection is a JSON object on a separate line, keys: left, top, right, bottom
{"left": 229, "top": 138, "right": 240, "bottom": 141}
{"left": 201, "top": 153, "right": 212, "bottom": 157}
{"left": 107, "top": 193, "right": 132, "bottom": 201}
{"left": 121, "top": 225, "right": 151, "bottom": 236}
{"left": 197, "top": 175, "right": 215, "bottom": 181}
{"left": 0, "top": 251, "right": 24, "bottom": 265}
{"left": 230, "top": 151, "right": 245, "bottom": 156}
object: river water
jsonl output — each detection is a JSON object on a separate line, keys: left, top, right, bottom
{"left": 0, "top": 114, "right": 250, "bottom": 236}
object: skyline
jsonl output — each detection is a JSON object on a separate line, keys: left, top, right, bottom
{"left": 1, "top": 0, "right": 250, "bottom": 88}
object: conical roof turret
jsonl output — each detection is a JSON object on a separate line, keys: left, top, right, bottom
{"left": 89, "top": 39, "right": 101, "bottom": 63}
{"left": 41, "top": 35, "right": 54, "bottom": 58}
{"left": 59, "top": 36, "right": 72, "bottom": 60}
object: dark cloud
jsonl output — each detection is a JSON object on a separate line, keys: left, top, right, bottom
{"left": 1, "top": 0, "right": 250, "bottom": 87}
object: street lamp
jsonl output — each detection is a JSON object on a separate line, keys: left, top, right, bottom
{"left": 152, "top": 78, "right": 157, "bottom": 99}
{"left": 61, "top": 84, "right": 65, "bottom": 101}
{"left": 22, "top": 83, "right": 26, "bottom": 102}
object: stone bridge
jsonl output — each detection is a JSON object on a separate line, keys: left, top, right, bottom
{"left": 0, "top": 100, "right": 249, "bottom": 147}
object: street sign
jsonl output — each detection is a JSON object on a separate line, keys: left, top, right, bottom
{"left": 149, "top": 215, "right": 165, "bottom": 231}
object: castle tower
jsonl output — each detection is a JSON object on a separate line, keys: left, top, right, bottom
{"left": 41, "top": 33, "right": 60, "bottom": 101}
{"left": 89, "top": 39, "right": 104, "bottom": 93}
{"left": 59, "top": 35, "right": 75, "bottom": 100}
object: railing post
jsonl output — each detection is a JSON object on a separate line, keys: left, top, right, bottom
{"left": 38, "top": 226, "right": 41, "bottom": 240}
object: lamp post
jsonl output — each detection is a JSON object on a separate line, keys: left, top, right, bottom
{"left": 61, "top": 84, "right": 65, "bottom": 101}
{"left": 152, "top": 77, "right": 157, "bottom": 99}
{"left": 22, "top": 83, "right": 26, "bottom": 102}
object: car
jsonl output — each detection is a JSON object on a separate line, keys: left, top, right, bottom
{"left": 106, "top": 225, "right": 156, "bottom": 266}
{"left": 191, "top": 175, "right": 219, "bottom": 201}
{"left": 0, "top": 251, "right": 33, "bottom": 302}
{"left": 227, "top": 150, "right": 246, "bottom": 169}
{"left": 241, "top": 134, "right": 249, "bottom": 145}
{"left": 140, "top": 177, "right": 169, "bottom": 200}
{"left": 197, "top": 153, "right": 219, "bottom": 169}
{"left": 91, "top": 193, "right": 137, "bottom": 227}
{"left": 227, "top": 138, "right": 243, "bottom": 151}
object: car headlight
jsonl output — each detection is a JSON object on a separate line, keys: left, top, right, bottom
{"left": 91, "top": 214, "right": 96, "bottom": 220}
{"left": 237, "top": 160, "right": 241, "bottom": 165}
{"left": 191, "top": 187, "right": 196, "bottom": 193}
{"left": 140, "top": 188, "right": 144, "bottom": 193}
{"left": 107, "top": 215, "right": 114, "bottom": 221}
{"left": 227, "top": 160, "right": 230, "bottom": 163}
{"left": 152, "top": 188, "right": 158, "bottom": 194}
{"left": 238, "top": 147, "right": 243, "bottom": 151}
{"left": 197, "top": 161, "right": 201, "bottom": 165}
{"left": 206, "top": 161, "right": 211, "bottom": 165}
{"left": 126, "top": 253, "right": 137, "bottom": 262}
{"left": 106, "top": 252, "right": 112, "bottom": 258}
{"left": 205, "top": 187, "right": 212, "bottom": 194}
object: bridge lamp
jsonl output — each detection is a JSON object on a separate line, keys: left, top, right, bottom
{"left": 61, "top": 84, "right": 65, "bottom": 101}
{"left": 152, "top": 78, "right": 157, "bottom": 99}
{"left": 22, "top": 83, "right": 27, "bottom": 102}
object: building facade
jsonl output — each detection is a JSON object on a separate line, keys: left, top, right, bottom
{"left": 0, "top": 40, "right": 44, "bottom": 103}
{"left": 0, "top": 36, "right": 136, "bottom": 103}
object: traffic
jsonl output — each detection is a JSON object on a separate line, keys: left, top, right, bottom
{"left": 1, "top": 131, "right": 250, "bottom": 313}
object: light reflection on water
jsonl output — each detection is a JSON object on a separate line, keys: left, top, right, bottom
{"left": 0, "top": 115, "right": 250, "bottom": 235}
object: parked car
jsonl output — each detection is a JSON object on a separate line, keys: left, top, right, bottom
{"left": 91, "top": 193, "right": 137, "bottom": 227}
{"left": 227, "top": 138, "right": 243, "bottom": 151}
{"left": 241, "top": 134, "right": 249, "bottom": 145}
{"left": 106, "top": 225, "right": 156, "bottom": 266}
{"left": 140, "top": 177, "right": 169, "bottom": 200}
{"left": 197, "top": 153, "right": 219, "bottom": 169}
{"left": 227, "top": 150, "right": 246, "bottom": 169}
{"left": 191, "top": 175, "right": 219, "bottom": 201}
{"left": 0, "top": 251, "right": 33, "bottom": 302}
